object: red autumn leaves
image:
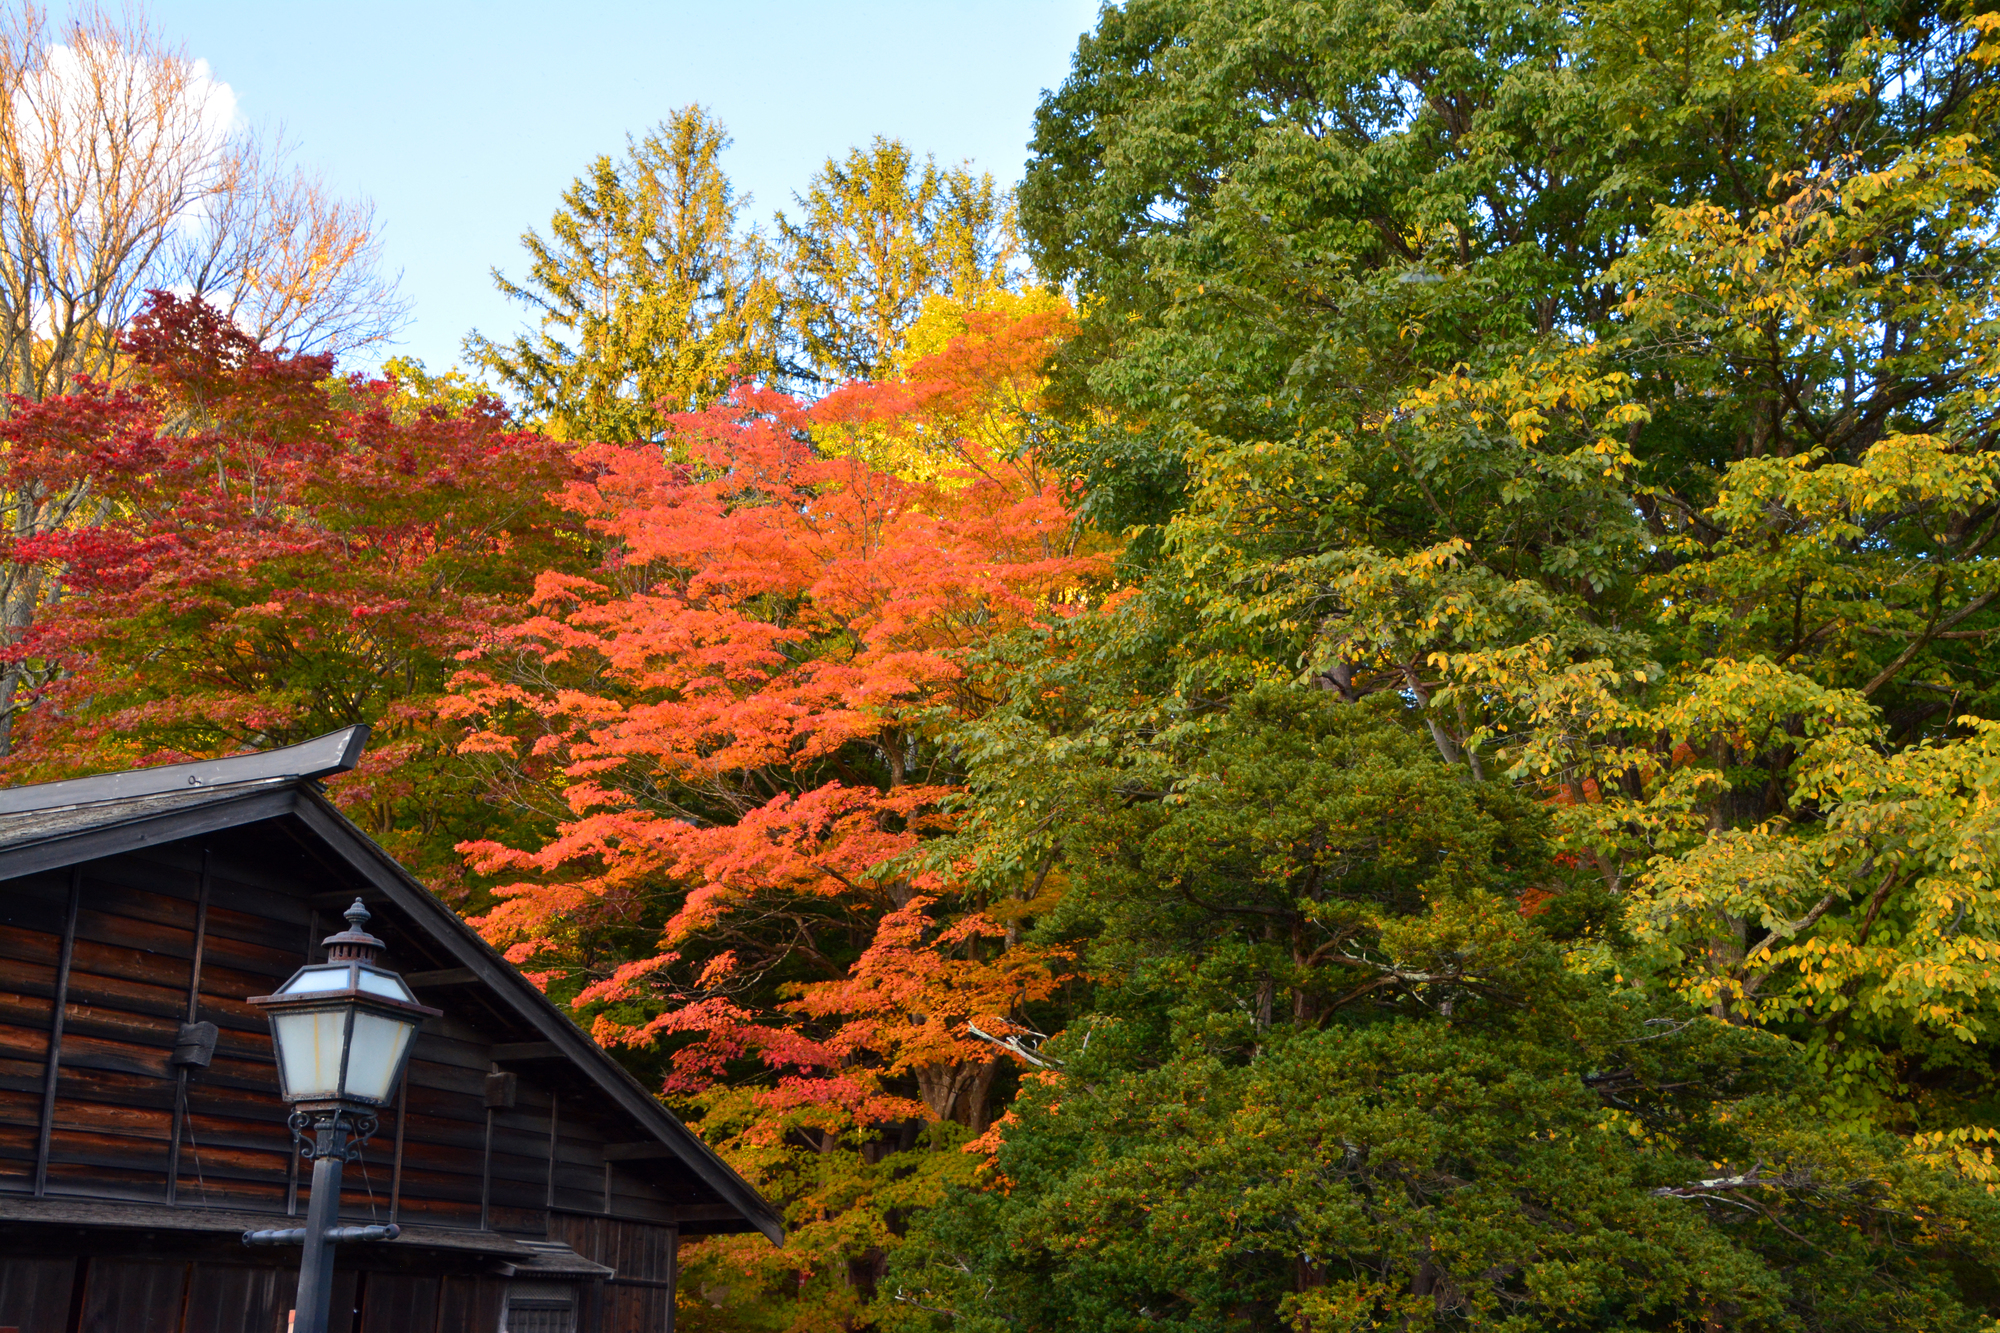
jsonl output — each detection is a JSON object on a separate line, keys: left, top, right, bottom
{"left": 0, "top": 293, "right": 577, "bottom": 876}
{"left": 3, "top": 292, "right": 1093, "bottom": 1298}
{"left": 0, "top": 283, "right": 1094, "bottom": 1321}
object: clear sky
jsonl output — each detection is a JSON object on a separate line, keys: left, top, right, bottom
{"left": 145, "top": 1, "right": 1102, "bottom": 372}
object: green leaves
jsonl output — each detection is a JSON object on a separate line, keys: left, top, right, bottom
{"left": 1632, "top": 718, "right": 2000, "bottom": 1047}
{"left": 900, "top": 1004, "right": 2000, "bottom": 1331}
{"left": 890, "top": 1, "right": 2000, "bottom": 1326}
{"left": 778, "top": 139, "right": 1022, "bottom": 386}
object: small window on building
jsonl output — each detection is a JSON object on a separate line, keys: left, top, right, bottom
{"left": 500, "top": 1281, "right": 577, "bottom": 1333}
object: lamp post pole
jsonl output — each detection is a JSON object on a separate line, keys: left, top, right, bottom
{"left": 243, "top": 900, "right": 435, "bottom": 1333}
{"left": 243, "top": 1111, "right": 398, "bottom": 1332}
{"left": 296, "top": 1112, "right": 362, "bottom": 1333}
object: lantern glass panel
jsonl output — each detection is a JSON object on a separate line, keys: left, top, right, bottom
{"left": 357, "top": 969, "right": 416, "bottom": 1003}
{"left": 280, "top": 965, "right": 353, "bottom": 995}
{"left": 344, "top": 1010, "right": 416, "bottom": 1102}
{"left": 273, "top": 1007, "right": 349, "bottom": 1100}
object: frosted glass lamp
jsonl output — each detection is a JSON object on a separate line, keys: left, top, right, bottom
{"left": 249, "top": 899, "right": 439, "bottom": 1109}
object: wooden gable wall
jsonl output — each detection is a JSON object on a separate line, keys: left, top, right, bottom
{"left": 0, "top": 813, "right": 716, "bottom": 1332}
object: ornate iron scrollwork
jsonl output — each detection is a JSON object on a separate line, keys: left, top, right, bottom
{"left": 290, "top": 1107, "right": 382, "bottom": 1162}
{"left": 287, "top": 1110, "right": 314, "bottom": 1158}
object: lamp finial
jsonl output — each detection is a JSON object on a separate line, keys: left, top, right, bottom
{"left": 322, "top": 898, "right": 384, "bottom": 963}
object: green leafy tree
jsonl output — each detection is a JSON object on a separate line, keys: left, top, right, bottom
{"left": 900, "top": 977, "right": 2000, "bottom": 1331}
{"left": 890, "top": 673, "right": 2000, "bottom": 1330}
{"left": 375, "top": 355, "right": 498, "bottom": 421}
{"left": 779, "top": 137, "right": 1022, "bottom": 384}
{"left": 468, "top": 105, "right": 784, "bottom": 441}
{"left": 1006, "top": 0, "right": 2000, "bottom": 1118}
{"left": 861, "top": 0, "right": 2000, "bottom": 1325}
{"left": 322, "top": 355, "right": 496, "bottom": 423}
{"left": 1017, "top": 0, "right": 1984, "bottom": 532}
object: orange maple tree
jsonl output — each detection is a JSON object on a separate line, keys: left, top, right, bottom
{"left": 448, "top": 302, "right": 1104, "bottom": 1319}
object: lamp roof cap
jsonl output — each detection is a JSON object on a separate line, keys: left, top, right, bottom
{"left": 322, "top": 898, "right": 384, "bottom": 964}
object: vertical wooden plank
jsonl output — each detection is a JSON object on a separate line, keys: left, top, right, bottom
{"left": 665, "top": 1227, "right": 678, "bottom": 1333}
{"left": 435, "top": 1275, "right": 478, "bottom": 1333}
{"left": 480, "top": 1104, "right": 494, "bottom": 1232}
{"left": 576, "top": 1276, "right": 605, "bottom": 1333}
{"left": 0, "top": 1256, "right": 75, "bottom": 1332}
{"left": 546, "top": 1094, "right": 560, "bottom": 1211}
{"left": 287, "top": 906, "right": 319, "bottom": 1220}
{"left": 76, "top": 1259, "right": 188, "bottom": 1333}
{"left": 388, "top": 1067, "right": 408, "bottom": 1226}
{"left": 182, "top": 1264, "right": 293, "bottom": 1333}
{"left": 475, "top": 1278, "right": 506, "bottom": 1332}
{"left": 185, "top": 850, "right": 212, "bottom": 1016}
{"left": 604, "top": 1282, "right": 653, "bottom": 1333}
{"left": 326, "top": 1269, "right": 362, "bottom": 1333}
{"left": 31, "top": 866, "right": 82, "bottom": 1199}
{"left": 166, "top": 848, "right": 212, "bottom": 1207}
{"left": 358, "top": 1272, "right": 439, "bottom": 1333}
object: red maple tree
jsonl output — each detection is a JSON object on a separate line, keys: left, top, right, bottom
{"left": 1, "top": 292, "right": 582, "bottom": 879}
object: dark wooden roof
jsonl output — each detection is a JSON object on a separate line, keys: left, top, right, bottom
{"left": 0, "top": 779, "right": 289, "bottom": 852}
{"left": 0, "top": 731, "right": 783, "bottom": 1247}
{"left": 0, "top": 726, "right": 368, "bottom": 815}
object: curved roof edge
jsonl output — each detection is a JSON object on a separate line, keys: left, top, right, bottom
{"left": 0, "top": 725, "right": 372, "bottom": 815}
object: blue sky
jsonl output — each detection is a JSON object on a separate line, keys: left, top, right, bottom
{"left": 147, "top": 1, "right": 1102, "bottom": 372}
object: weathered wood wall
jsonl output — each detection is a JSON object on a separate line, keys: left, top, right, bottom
{"left": 0, "top": 1255, "right": 536, "bottom": 1333}
{"left": 0, "top": 822, "right": 705, "bottom": 1332}
{"left": 550, "top": 1214, "right": 679, "bottom": 1333}
{"left": 2, "top": 840, "right": 702, "bottom": 1226}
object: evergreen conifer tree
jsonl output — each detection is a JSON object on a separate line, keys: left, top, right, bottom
{"left": 779, "top": 137, "right": 1021, "bottom": 385}
{"left": 468, "top": 105, "right": 784, "bottom": 441}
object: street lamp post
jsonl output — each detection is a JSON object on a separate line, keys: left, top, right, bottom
{"left": 243, "top": 900, "right": 439, "bottom": 1333}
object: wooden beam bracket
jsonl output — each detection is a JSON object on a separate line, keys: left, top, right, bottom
{"left": 484, "top": 1071, "right": 518, "bottom": 1110}
{"left": 170, "top": 1021, "right": 219, "bottom": 1068}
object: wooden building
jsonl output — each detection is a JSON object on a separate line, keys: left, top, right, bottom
{"left": 0, "top": 729, "right": 781, "bottom": 1332}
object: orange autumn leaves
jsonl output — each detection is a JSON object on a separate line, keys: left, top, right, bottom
{"left": 450, "top": 302, "right": 1100, "bottom": 1130}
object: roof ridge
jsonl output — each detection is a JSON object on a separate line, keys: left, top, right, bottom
{"left": 0, "top": 726, "right": 370, "bottom": 816}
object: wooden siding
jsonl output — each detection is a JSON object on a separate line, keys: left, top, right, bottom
{"left": 549, "top": 1214, "right": 676, "bottom": 1333}
{"left": 0, "top": 1257, "right": 73, "bottom": 1331}
{"left": 1, "top": 840, "right": 709, "bottom": 1234}
{"left": 0, "top": 1256, "right": 543, "bottom": 1333}
{"left": 0, "top": 816, "right": 723, "bottom": 1332}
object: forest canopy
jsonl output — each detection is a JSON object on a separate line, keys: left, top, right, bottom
{"left": 7, "top": 0, "right": 2000, "bottom": 1329}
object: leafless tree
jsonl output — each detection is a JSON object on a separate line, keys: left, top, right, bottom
{"left": 0, "top": 3, "right": 409, "bottom": 754}
{"left": 0, "top": 3, "right": 407, "bottom": 402}
{"left": 176, "top": 131, "right": 408, "bottom": 357}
